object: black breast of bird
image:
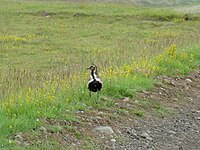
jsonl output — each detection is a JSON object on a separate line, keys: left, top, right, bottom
{"left": 88, "top": 79, "right": 102, "bottom": 92}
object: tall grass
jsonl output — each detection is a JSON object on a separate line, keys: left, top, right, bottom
{"left": 1, "top": 0, "right": 200, "bottom": 96}
{"left": 1, "top": 43, "right": 199, "bottom": 140}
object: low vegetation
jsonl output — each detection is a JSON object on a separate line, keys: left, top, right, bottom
{"left": 0, "top": 0, "right": 200, "bottom": 149}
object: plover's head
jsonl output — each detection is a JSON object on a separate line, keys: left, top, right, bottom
{"left": 87, "top": 64, "right": 97, "bottom": 72}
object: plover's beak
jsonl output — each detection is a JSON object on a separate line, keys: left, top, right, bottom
{"left": 87, "top": 67, "right": 90, "bottom": 70}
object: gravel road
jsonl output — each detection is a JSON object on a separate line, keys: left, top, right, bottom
{"left": 100, "top": 70, "right": 200, "bottom": 150}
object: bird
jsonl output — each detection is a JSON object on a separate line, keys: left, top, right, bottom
{"left": 87, "top": 64, "right": 103, "bottom": 98}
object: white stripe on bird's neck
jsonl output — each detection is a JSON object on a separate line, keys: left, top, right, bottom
{"left": 90, "top": 73, "right": 98, "bottom": 80}
{"left": 89, "top": 74, "right": 102, "bottom": 84}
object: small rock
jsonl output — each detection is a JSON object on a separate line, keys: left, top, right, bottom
{"left": 23, "top": 141, "right": 30, "bottom": 146}
{"left": 163, "top": 78, "right": 171, "bottom": 84}
{"left": 191, "top": 109, "right": 196, "bottom": 113}
{"left": 14, "top": 133, "right": 23, "bottom": 142}
{"left": 76, "top": 110, "right": 84, "bottom": 114}
{"left": 187, "top": 97, "right": 193, "bottom": 101}
{"left": 142, "top": 90, "right": 150, "bottom": 95}
{"left": 170, "top": 81, "right": 175, "bottom": 86}
{"left": 140, "top": 132, "right": 153, "bottom": 141}
{"left": 71, "top": 143, "right": 76, "bottom": 146}
{"left": 141, "top": 132, "right": 149, "bottom": 138}
{"left": 184, "top": 86, "right": 189, "bottom": 90}
{"left": 173, "top": 98, "right": 178, "bottom": 101}
{"left": 96, "top": 111, "right": 104, "bottom": 115}
{"left": 179, "top": 145, "right": 184, "bottom": 150}
{"left": 63, "top": 136, "right": 68, "bottom": 141}
{"left": 168, "top": 130, "right": 176, "bottom": 134}
{"left": 185, "top": 78, "right": 192, "bottom": 83}
{"left": 110, "top": 139, "right": 116, "bottom": 142}
{"left": 116, "top": 129, "right": 122, "bottom": 135}
{"left": 147, "top": 146, "right": 155, "bottom": 150}
{"left": 93, "top": 116, "right": 102, "bottom": 120}
{"left": 146, "top": 136, "right": 153, "bottom": 141}
{"left": 39, "top": 126, "right": 47, "bottom": 133}
{"left": 15, "top": 140, "right": 22, "bottom": 145}
{"left": 101, "top": 96, "right": 109, "bottom": 101}
{"left": 196, "top": 110, "right": 200, "bottom": 113}
{"left": 122, "top": 97, "right": 130, "bottom": 102}
{"left": 94, "top": 126, "right": 114, "bottom": 134}
{"left": 160, "top": 87, "right": 166, "bottom": 91}
{"left": 196, "top": 117, "right": 200, "bottom": 120}
{"left": 135, "top": 100, "right": 139, "bottom": 104}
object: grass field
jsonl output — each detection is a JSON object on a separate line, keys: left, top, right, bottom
{"left": 0, "top": 0, "right": 200, "bottom": 149}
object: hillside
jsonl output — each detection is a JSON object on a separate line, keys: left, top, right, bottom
{"left": 0, "top": 0, "right": 200, "bottom": 149}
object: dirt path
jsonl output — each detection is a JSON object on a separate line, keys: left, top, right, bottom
{"left": 99, "top": 70, "right": 200, "bottom": 150}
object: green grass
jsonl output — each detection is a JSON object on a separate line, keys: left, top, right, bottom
{"left": 1, "top": 0, "right": 200, "bottom": 149}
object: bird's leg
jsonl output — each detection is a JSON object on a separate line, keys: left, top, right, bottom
{"left": 89, "top": 91, "right": 91, "bottom": 97}
{"left": 96, "top": 91, "right": 100, "bottom": 103}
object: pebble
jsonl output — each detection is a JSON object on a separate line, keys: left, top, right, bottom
{"left": 141, "top": 132, "right": 149, "bottom": 138}
{"left": 185, "top": 86, "right": 189, "bottom": 90}
{"left": 168, "top": 130, "right": 176, "bottom": 134}
{"left": 14, "top": 133, "right": 23, "bottom": 142}
{"left": 170, "top": 81, "right": 175, "bottom": 86}
{"left": 96, "top": 111, "right": 104, "bottom": 115}
{"left": 23, "top": 141, "right": 30, "bottom": 146}
{"left": 94, "top": 126, "right": 114, "bottom": 134}
{"left": 93, "top": 116, "right": 102, "bottom": 120}
{"left": 185, "top": 78, "right": 192, "bottom": 83}
{"left": 135, "top": 100, "right": 139, "bottom": 104}
{"left": 15, "top": 140, "right": 22, "bottom": 145}
{"left": 122, "top": 97, "right": 130, "bottom": 102}
{"left": 140, "top": 132, "right": 153, "bottom": 141}
{"left": 39, "top": 126, "right": 47, "bottom": 133}
{"left": 163, "top": 78, "right": 171, "bottom": 84}
{"left": 101, "top": 96, "right": 110, "bottom": 101}
{"left": 146, "top": 136, "right": 153, "bottom": 141}
{"left": 76, "top": 110, "right": 84, "bottom": 114}
{"left": 110, "top": 139, "right": 116, "bottom": 142}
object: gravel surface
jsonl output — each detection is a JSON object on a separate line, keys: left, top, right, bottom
{"left": 100, "top": 70, "right": 200, "bottom": 150}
